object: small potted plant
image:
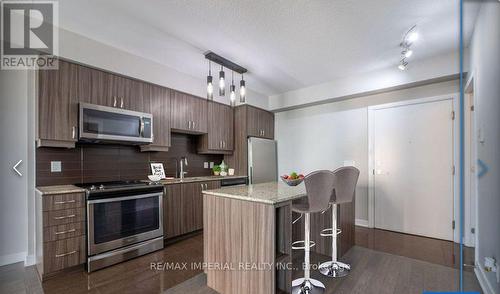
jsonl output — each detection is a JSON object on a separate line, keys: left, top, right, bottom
{"left": 212, "top": 165, "right": 221, "bottom": 176}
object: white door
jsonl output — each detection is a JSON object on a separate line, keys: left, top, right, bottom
{"left": 372, "top": 99, "right": 454, "bottom": 241}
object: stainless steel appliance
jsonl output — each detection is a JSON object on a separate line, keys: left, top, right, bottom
{"left": 248, "top": 137, "right": 278, "bottom": 184}
{"left": 77, "top": 180, "right": 164, "bottom": 272}
{"left": 79, "top": 103, "right": 153, "bottom": 144}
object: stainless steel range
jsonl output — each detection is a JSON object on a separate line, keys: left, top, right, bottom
{"left": 77, "top": 180, "right": 164, "bottom": 272}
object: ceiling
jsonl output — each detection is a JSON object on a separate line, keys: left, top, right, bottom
{"left": 58, "top": 0, "right": 481, "bottom": 96}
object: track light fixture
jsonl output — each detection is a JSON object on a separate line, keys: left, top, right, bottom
{"left": 398, "top": 59, "right": 408, "bottom": 71}
{"left": 207, "top": 61, "right": 213, "bottom": 100}
{"left": 398, "top": 25, "right": 417, "bottom": 71}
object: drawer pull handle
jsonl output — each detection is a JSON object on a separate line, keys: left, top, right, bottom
{"left": 55, "top": 250, "right": 77, "bottom": 258}
{"left": 53, "top": 214, "right": 76, "bottom": 220}
{"left": 54, "top": 200, "right": 76, "bottom": 205}
{"left": 55, "top": 229, "right": 76, "bottom": 235}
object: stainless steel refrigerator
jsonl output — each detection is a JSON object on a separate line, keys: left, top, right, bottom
{"left": 248, "top": 137, "right": 278, "bottom": 184}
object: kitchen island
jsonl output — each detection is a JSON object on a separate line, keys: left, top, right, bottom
{"left": 202, "top": 181, "right": 355, "bottom": 294}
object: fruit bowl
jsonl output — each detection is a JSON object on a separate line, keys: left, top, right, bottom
{"left": 280, "top": 173, "right": 304, "bottom": 186}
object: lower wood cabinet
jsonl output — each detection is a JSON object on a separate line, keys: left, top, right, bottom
{"left": 36, "top": 192, "right": 86, "bottom": 280}
{"left": 163, "top": 180, "right": 221, "bottom": 239}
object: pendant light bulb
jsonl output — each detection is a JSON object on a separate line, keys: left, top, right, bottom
{"left": 230, "top": 71, "right": 236, "bottom": 106}
{"left": 207, "top": 61, "right": 213, "bottom": 100}
{"left": 219, "top": 66, "right": 225, "bottom": 96}
{"left": 239, "top": 74, "right": 246, "bottom": 103}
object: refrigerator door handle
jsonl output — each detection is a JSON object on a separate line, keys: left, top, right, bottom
{"left": 249, "top": 166, "right": 253, "bottom": 184}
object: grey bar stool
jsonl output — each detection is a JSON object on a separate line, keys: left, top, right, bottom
{"left": 291, "top": 170, "right": 335, "bottom": 294}
{"left": 318, "top": 166, "right": 359, "bottom": 278}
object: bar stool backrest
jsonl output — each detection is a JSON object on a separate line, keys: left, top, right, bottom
{"left": 332, "top": 166, "right": 360, "bottom": 204}
{"left": 304, "top": 170, "right": 335, "bottom": 213}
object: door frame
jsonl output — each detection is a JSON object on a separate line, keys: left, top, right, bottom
{"left": 464, "top": 72, "right": 478, "bottom": 248}
{"left": 367, "top": 94, "right": 460, "bottom": 243}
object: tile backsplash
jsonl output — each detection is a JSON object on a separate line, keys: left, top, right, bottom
{"left": 36, "top": 133, "right": 223, "bottom": 186}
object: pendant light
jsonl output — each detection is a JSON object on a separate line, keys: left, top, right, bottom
{"left": 219, "top": 66, "right": 225, "bottom": 96}
{"left": 239, "top": 73, "right": 246, "bottom": 103}
{"left": 207, "top": 61, "right": 213, "bottom": 100}
{"left": 229, "top": 71, "right": 236, "bottom": 106}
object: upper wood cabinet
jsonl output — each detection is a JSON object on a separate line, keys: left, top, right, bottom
{"left": 77, "top": 65, "right": 114, "bottom": 107}
{"left": 223, "top": 105, "right": 275, "bottom": 176}
{"left": 198, "top": 101, "right": 234, "bottom": 154}
{"left": 170, "top": 91, "right": 207, "bottom": 134}
{"left": 140, "top": 85, "right": 171, "bottom": 152}
{"left": 246, "top": 105, "right": 274, "bottom": 139}
{"left": 37, "top": 60, "right": 79, "bottom": 148}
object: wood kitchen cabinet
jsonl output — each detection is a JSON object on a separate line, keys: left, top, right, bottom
{"left": 163, "top": 180, "right": 221, "bottom": 239}
{"left": 170, "top": 91, "right": 208, "bottom": 134}
{"left": 77, "top": 65, "right": 114, "bottom": 107}
{"left": 247, "top": 105, "right": 274, "bottom": 139}
{"left": 198, "top": 101, "right": 234, "bottom": 154}
{"left": 37, "top": 60, "right": 79, "bottom": 148}
{"left": 224, "top": 105, "right": 275, "bottom": 176}
{"left": 36, "top": 191, "right": 86, "bottom": 280}
{"left": 140, "top": 85, "right": 171, "bottom": 152}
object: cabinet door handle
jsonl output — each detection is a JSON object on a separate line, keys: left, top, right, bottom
{"left": 71, "top": 126, "right": 76, "bottom": 139}
{"left": 192, "top": 121, "right": 196, "bottom": 129}
{"left": 223, "top": 141, "right": 225, "bottom": 148}
{"left": 53, "top": 214, "right": 76, "bottom": 220}
{"left": 113, "top": 96, "right": 117, "bottom": 107}
{"left": 54, "top": 200, "right": 76, "bottom": 205}
{"left": 55, "top": 250, "right": 77, "bottom": 258}
{"left": 120, "top": 97, "right": 124, "bottom": 108}
{"left": 55, "top": 228, "right": 76, "bottom": 235}
{"left": 200, "top": 183, "right": 204, "bottom": 190}
{"left": 188, "top": 121, "right": 191, "bottom": 129}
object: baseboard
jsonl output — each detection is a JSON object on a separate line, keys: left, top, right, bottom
{"left": 355, "top": 218, "right": 369, "bottom": 227}
{"left": 0, "top": 252, "right": 27, "bottom": 267}
{"left": 475, "top": 262, "right": 496, "bottom": 294}
{"left": 25, "top": 254, "right": 36, "bottom": 266}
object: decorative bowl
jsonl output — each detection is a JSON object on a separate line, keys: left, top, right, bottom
{"left": 148, "top": 175, "right": 161, "bottom": 182}
{"left": 280, "top": 176, "right": 304, "bottom": 186}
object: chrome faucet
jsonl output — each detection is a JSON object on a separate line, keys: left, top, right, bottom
{"left": 179, "top": 157, "right": 188, "bottom": 180}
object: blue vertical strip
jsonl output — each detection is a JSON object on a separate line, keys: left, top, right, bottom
{"left": 459, "top": 0, "right": 465, "bottom": 291}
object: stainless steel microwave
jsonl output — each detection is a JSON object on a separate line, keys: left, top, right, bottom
{"left": 79, "top": 103, "right": 153, "bottom": 144}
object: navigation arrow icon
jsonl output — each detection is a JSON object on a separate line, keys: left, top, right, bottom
{"left": 13, "top": 160, "right": 22, "bottom": 177}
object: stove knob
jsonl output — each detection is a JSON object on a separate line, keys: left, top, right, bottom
{"left": 90, "top": 185, "right": 96, "bottom": 191}
{"left": 99, "top": 184, "right": 105, "bottom": 190}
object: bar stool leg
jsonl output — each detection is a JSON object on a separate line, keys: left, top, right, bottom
{"left": 319, "top": 204, "right": 351, "bottom": 278}
{"left": 292, "top": 213, "right": 325, "bottom": 294}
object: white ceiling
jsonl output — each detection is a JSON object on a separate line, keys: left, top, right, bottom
{"left": 58, "top": 0, "right": 480, "bottom": 96}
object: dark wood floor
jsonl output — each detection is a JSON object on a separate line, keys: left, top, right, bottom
{"left": 0, "top": 229, "right": 482, "bottom": 294}
{"left": 355, "top": 226, "right": 475, "bottom": 270}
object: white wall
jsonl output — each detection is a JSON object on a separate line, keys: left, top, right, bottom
{"left": 270, "top": 51, "right": 467, "bottom": 111}
{"left": 58, "top": 27, "right": 270, "bottom": 110}
{"left": 0, "top": 70, "right": 29, "bottom": 266}
{"left": 468, "top": 2, "right": 500, "bottom": 293}
{"left": 276, "top": 80, "right": 459, "bottom": 221}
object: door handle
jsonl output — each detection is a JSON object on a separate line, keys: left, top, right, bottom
{"left": 72, "top": 126, "right": 76, "bottom": 139}
{"left": 113, "top": 96, "right": 117, "bottom": 107}
{"left": 55, "top": 228, "right": 76, "bottom": 235}
{"left": 188, "top": 121, "right": 191, "bottom": 129}
{"left": 120, "top": 97, "right": 124, "bottom": 108}
{"left": 140, "top": 117, "right": 145, "bottom": 137}
{"left": 55, "top": 250, "right": 77, "bottom": 258}
{"left": 192, "top": 121, "right": 196, "bottom": 129}
{"left": 53, "top": 214, "right": 76, "bottom": 220}
{"left": 54, "top": 200, "right": 76, "bottom": 205}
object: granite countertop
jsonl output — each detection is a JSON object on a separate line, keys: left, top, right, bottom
{"left": 150, "top": 175, "right": 248, "bottom": 185}
{"left": 36, "top": 185, "right": 86, "bottom": 195}
{"left": 202, "top": 181, "right": 306, "bottom": 205}
{"left": 37, "top": 175, "right": 248, "bottom": 195}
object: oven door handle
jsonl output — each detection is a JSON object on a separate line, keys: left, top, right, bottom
{"left": 87, "top": 192, "right": 163, "bottom": 204}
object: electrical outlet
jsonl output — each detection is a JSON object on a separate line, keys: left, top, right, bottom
{"left": 209, "top": 162, "right": 214, "bottom": 168}
{"left": 50, "top": 161, "right": 62, "bottom": 173}
{"left": 204, "top": 162, "right": 209, "bottom": 169}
